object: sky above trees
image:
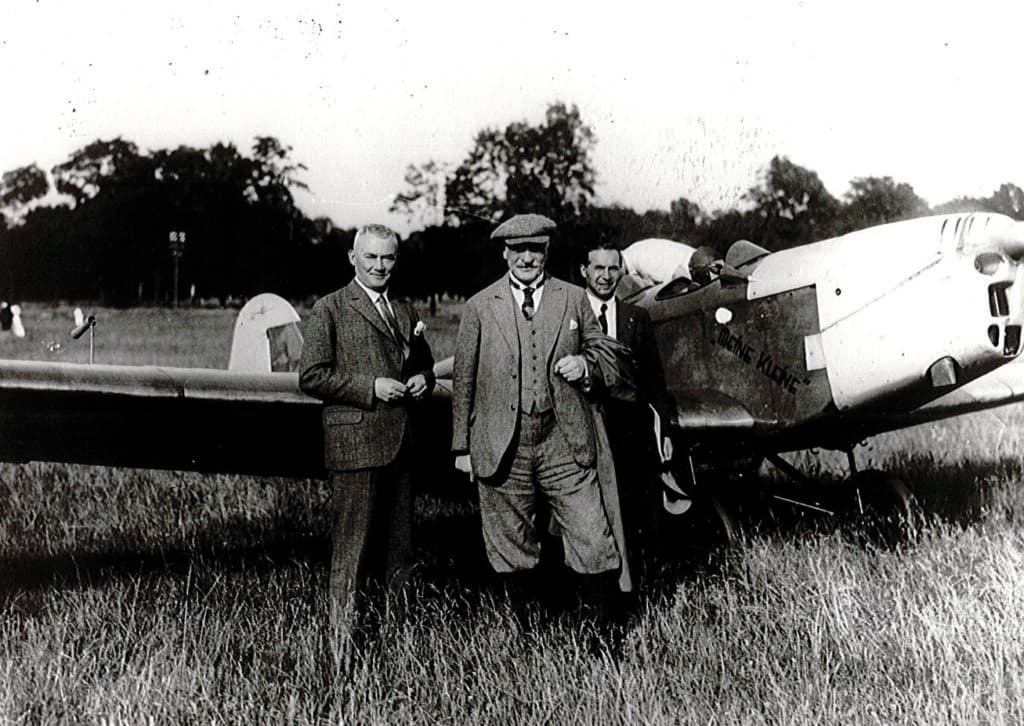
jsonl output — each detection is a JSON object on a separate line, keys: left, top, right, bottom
{"left": 4, "top": 0, "right": 1024, "bottom": 235}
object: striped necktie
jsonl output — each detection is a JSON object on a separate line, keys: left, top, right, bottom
{"left": 520, "top": 285, "right": 535, "bottom": 320}
{"left": 376, "top": 294, "right": 405, "bottom": 351}
{"left": 511, "top": 278, "right": 542, "bottom": 320}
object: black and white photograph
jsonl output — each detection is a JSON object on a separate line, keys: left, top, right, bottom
{"left": 3, "top": 1, "right": 1024, "bottom": 723}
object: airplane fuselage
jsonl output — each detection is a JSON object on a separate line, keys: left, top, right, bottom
{"left": 630, "top": 214, "right": 1024, "bottom": 455}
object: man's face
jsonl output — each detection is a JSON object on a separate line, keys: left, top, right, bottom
{"left": 580, "top": 248, "right": 623, "bottom": 301}
{"left": 503, "top": 240, "right": 548, "bottom": 285}
{"left": 349, "top": 233, "right": 398, "bottom": 291}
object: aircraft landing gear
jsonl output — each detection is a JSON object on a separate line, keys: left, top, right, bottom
{"left": 658, "top": 455, "right": 743, "bottom": 556}
{"left": 847, "top": 468, "right": 923, "bottom": 546}
{"left": 686, "top": 493, "right": 742, "bottom": 547}
{"left": 761, "top": 449, "right": 923, "bottom": 546}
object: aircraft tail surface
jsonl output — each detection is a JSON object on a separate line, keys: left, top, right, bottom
{"left": 227, "top": 293, "right": 304, "bottom": 374}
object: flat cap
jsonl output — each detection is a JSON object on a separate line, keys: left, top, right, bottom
{"left": 490, "top": 214, "right": 557, "bottom": 243}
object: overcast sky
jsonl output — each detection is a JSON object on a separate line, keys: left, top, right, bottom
{"left": 3, "top": 0, "right": 1023, "bottom": 234}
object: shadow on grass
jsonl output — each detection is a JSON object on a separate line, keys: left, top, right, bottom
{"left": 0, "top": 523, "right": 330, "bottom": 597}
{"left": 0, "top": 492, "right": 497, "bottom": 608}
{"left": 5, "top": 454, "right": 1020, "bottom": 617}
{"left": 635, "top": 454, "right": 1024, "bottom": 604}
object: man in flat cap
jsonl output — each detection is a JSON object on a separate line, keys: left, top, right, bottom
{"left": 451, "top": 213, "right": 632, "bottom": 640}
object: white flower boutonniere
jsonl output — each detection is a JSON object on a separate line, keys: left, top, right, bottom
{"left": 413, "top": 320, "right": 427, "bottom": 337}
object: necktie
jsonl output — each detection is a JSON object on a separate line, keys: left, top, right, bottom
{"left": 598, "top": 302, "right": 608, "bottom": 334}
{"left": 521, "top": 286, "right": 535, "bottom": 320}
{"left": 376, "top": 294, "right": 404, "bottom": 348}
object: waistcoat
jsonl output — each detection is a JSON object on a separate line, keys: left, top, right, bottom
{"left": 514, "top": 296, "right": 552, "bottom": 414}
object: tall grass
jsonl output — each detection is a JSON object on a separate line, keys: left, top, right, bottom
{"left": 2, "top": 304, "right": 1024, "bottom": 724}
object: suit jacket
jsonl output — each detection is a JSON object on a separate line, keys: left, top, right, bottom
{"left": 299, "top": 280, "right": 435, "bottom": 471}
{"left": 452, "top": 275, "right": 625, "bottom": 480}
{"left": 609, "top": 299, "right": 674, "bottom": 435}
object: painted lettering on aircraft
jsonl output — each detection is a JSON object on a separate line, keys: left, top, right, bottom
{"left": 714, "top": 325, "right": 754, "bottom": 363}
{"left": 755, "top": 350, "right": 800, "bottom": 394}
{"left": 713, "top": 324, "right": 809, "bottom": 395}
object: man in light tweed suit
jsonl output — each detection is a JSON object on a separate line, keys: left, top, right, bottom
{"left": 299, "top": 224, "right": 435, "bottom": 671}
{"left": 452, "top": 213, "right": 631, "bottom": 637}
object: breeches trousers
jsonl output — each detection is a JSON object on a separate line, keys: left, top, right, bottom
{"left": 477, "top": 410, "right": 619, "bottom": 575}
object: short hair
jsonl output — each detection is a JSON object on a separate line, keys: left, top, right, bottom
{"left": 354, "top": 224, "right": 398, "bottom": 250}
{"left": 582, "top": 242, "right": 623, "bottom": 267}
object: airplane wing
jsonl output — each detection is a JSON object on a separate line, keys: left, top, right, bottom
{"left": 0, "top": 358, "right": 455, "bottom": 478}
{"left": 0, "top": 359, "right": 325, "bottom": 477}
{"left": 889, "top": 359, "right": 1024, "bottom": 425}
{"left": 0, "top": 293, "right": 453, "bottom": 479}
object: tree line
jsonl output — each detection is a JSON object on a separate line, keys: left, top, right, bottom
{"left": 2, "top": 102, "right": 1022, "bottom": 305}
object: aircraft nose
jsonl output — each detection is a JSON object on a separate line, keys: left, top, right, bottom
{"left": 978, "top": 249, "right": 1024, "bottom": 356}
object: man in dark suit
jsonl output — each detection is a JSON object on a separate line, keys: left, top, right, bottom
{"left": 299, "top": 224, "right": 435, "bottom": 672}
{"left": 452, "top": 214, "right": 631, "bottom": 632}
{"left": 581, "top": 242, "right": 674, "bottom": 586}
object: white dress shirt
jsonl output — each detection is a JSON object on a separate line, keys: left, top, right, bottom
{"left": 354, "top": 278, "right": 397, "bottom": 322}
{"left": 509, "top": 273, "right": 546, "bottom": 310}
{"left": 586, "top": 291, "right": 617, "bottom": 339}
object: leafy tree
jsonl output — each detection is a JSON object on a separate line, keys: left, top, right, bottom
{"left": 985, "top": 183, "right": 1024, "bottom": 220}
{"left": 3, "top": 135, "right": 318, "bottom": 304}
{"left": 668, "top": 197, "right": 706, "bottom": 242}
{"left": 250, "top": 136, "right": 309, "bottom": 207}
{"left": 701, "top": 208, "right": 761, "bottom": 254}
{"left": 52, "top": 138, "right": 148, "bottom": 207}
{"left": 745, "top": 156, "right": 840, "bottom": 249}
{"left": 838, "top": 176, "right": 929, "bottom": 233}
{"left": 932, "top": 183, "right": 1024, "bottom": 219}
{"left": 391, "top": 160, "right": 450, "bottom": 230}
{"left": 0, "top": 164, "right": 50, "bottom": 228}
{"left": 931, "top": 196, "right": 990, "bottom": 215}
{"left": 444, "top": 102, "right": 597, "bottom": 227}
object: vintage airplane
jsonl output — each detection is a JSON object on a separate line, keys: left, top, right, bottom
{"left": 2, "top": 213, "right": 1024, "bottom": 531}
{"left": 621, "top": 211, "right": 1024, "bottom": 522}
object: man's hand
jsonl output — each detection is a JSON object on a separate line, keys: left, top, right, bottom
{"left": 374, "top": 377, "right": 408, "bottom": 403}
{"left": 554, "top": 354, "right": 586, "bottom": 383}
{"left": 454, "top": 454, "right": 473, "bottom": 480}
{"left": 405, "top": 373, "right": 429, "bottom": 399}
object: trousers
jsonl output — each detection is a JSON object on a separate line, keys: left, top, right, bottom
{"left": 327, "top": 441, "right": 413, "bottom": 669}
{"left": 477, "top": 410, "right": 619, "bottom": 575}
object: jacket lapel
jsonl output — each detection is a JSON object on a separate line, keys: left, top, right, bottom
{"left": 393, "top": 301, "right": 411, "bottom": 346}
{"left": 537, "top": 278, "right": 567, "bottom": 366}
{"left": 344, "top": 281, "right": 396, "bottom": 346}
{"left": 486, "top": 279, "right": 517, "bottom": 353}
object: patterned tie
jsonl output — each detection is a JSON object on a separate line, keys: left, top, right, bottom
{"left": 376, "top": 294, "right": 405, "bottom": 351}
{"left": 521, "top": 286, "right": 535, "bottom": 320}
{"left": 598, "top": 302, "right": 608, "bottom": 334}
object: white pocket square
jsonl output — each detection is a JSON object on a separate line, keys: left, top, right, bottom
{"left": 569, "top": 318, "right": 578, "bottom": 330}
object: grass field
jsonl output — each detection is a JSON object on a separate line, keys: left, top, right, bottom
{"left": 2, "top": 303, "right": 1024, "bottom": 724}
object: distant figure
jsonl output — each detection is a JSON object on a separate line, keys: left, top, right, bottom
{"left": 10, "top": 305, "right": 24, "bottom": 338}
{"left": 10, "top": 305, "right": 24, "bottom": 339}
{"left": 0, "top": 303, "right": 11, "bottom": 332}
{"left": 299, "top": 224, "right": 436, "bottom": 677}
{"left": 73, "top": 308, "right": 85, "bottom": 328}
